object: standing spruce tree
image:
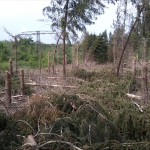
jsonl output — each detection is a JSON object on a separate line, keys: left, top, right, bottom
{"left": 90, "top": 31, "right": 108, "bottom": 63}
{"left": 43, "top": 0, "right": 117, "bottom": 76}
{"left": 81, "top": 32, "right": 97, "bottom": 62}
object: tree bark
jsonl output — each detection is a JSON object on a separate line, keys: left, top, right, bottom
{"left": 48, "top": 51, "right": 51, "bottom": 75}
{"left": 52, "top": 33, "right": 62, "bottom": 74}
{"left": 20, "top": 69, "right": 25, "bottom": 95}
{"left": 63, "top": 0, "right": 69, "bottom": 77}
{"left": 116, "top": 4, "right": 145, "bottom": 76}
{"left": 121, "top": 0, "right": 127, "bottom": 75}
{"left": 9, "top": 58, "right": 13, "bottom": 77}
{"left": 5, "top": 71, "right": 11, "bottom": 107}
{"left": 14, "top": 37, "right": 18, "bottom": 74}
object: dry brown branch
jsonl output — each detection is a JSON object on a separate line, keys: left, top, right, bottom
{"left": 38, "top": 140, "right": 83, "bottom": 150}
{"left": 133, "top": 102, "right": 143, "bottom": 113}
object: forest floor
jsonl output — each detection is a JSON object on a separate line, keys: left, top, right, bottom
{"left": 1, "top": 63, "right": 150, "bottom": 150}
{"left": 0, "top": 63, "right": 109, "bottom": 114}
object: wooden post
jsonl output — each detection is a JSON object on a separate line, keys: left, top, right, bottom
{"left": 132, "top": 56, "right": 136, "bottom": 79}
{"left": 65, "top": 54, "right": 67, "bottom": 65}
{"left": 52, "top": 49, "right": 56, "bottom": 74}
{"left": 113, "top": 33, "right": 116, "bottom": 70}
{"left": 72, "top": 46, "right": 75, "bottom": 67}
{"left": 48, "top": 51, "right": 51, "bottom": 75}
{"left": 9, "top": 58, "right": 13, "bottom": 77}
{"left": 14, "top": 36, "right": 18, "bottom": 74}
{"left": 39, "top": 51, "right": 42, "bottom": 75}
{"left": 5, "top": 71, "right": 11, "bottom": 107}
{"left": 20, "top": 69, "right": 25, "bottom": 95}
{"left": 142, "top": 38, "right": 149, "bottom": 104}
{"left": 76, "top": 44, "right": 79, "bottom": 66}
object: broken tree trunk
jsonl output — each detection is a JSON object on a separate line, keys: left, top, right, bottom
{"left": 9, "top": 58, "right": 13, "bottom": 77}
{"left": 142, "top": 39, "right": 149, "bottom": 104}
{"left": 5, "top": 71, "right": 11, "bottom": 107}
{"left": 116, "top": 4, "right": 145, "bottom": 76}
{"left": 20, "top": 69, "right": 25, "bottom": 95}
{"left": 48, "top": 51, "right": 51, "bottom": 75}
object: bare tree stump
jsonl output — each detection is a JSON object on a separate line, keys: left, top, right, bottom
{"left": 20, "top": 69, "right": 25, "bottom": 95}
{"left": 5, "top": 71, "right": 11, "bottom": 107}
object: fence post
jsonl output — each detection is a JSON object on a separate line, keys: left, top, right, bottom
{"left": 5, "top": 71, "right": 11, "bottom": 107}
{"left": 20, "top": 69, "right": 25, "bottom": 95}
{"left": 48, "top": 51, "right": 51, "bottom": 75}
{"left": 65, "top": 54, "right": 67, "bottom": 65}
{"left": 72, "top": 46, "right": 74, "bottom": 68}
{"left": 9, "top": 58, "right": 13, "bottom": 77}
{"left": 76, "top": 44, "right": 79, "bottom": 66}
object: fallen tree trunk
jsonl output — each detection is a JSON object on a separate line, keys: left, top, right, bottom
{"left": 12, "top": 95, "right": 23, "bottom": 98}
{"left": 126, "top": 93, "right": 142, "bottom": 100}
{"left": 25, "top": 83, "right": 77, "bottom": 88}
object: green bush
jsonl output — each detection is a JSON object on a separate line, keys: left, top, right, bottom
{"left": 72, "top": 68, "right": 98, "bottom": 81}
{"left": 0, "top": 62, "right": 9, "bottom": 71}
{"left": 0, "top": 73, "right": 5, "bottom": 88}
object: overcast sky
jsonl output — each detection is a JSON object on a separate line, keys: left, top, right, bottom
{"left": 0, "top": 0, "right": 116, "bottom": 43}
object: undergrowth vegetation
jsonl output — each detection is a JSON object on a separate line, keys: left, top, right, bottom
{"left": 0, "top": 68, "right": 150, "bottom": 149}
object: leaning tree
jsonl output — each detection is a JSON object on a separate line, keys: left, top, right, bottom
{"left": 43, "top": 0, "right": 118, "bottom": 76}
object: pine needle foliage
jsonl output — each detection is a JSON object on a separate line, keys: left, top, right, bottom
{"left": 1, "top": 67, "right": 150, "bottom": 149}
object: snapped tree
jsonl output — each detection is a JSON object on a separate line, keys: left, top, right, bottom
{"left": 43, "top": 0, "right": 117, "bottom": 76}
{"left": 116, "top": 0, "right": 147, "bottom": 76}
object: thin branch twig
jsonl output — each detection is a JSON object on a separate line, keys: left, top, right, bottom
{"left": 38, "top": 140, "right": 83, "bottom": 150}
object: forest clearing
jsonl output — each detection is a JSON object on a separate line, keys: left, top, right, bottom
{"left": 1, "top": 0, "right": 150, "bottom": 149}
{"left": 0, "top": 62, "right": 150, "bottom": 150}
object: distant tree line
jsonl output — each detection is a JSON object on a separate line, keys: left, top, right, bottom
{"left": 0, "top": 38, "right": 73, "bottom": 71}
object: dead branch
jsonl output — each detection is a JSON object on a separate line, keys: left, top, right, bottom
{"left": 38, "top": 140, "right": 83, "bottom": 150}
{"left": 126, "top": 93, "right": 142, "bottom": 100}
{"left": 133, "top": 102, "right": 143, "bottom": 113}
{"left": 25, "top": 83, "right": 77, "bottom": 88}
